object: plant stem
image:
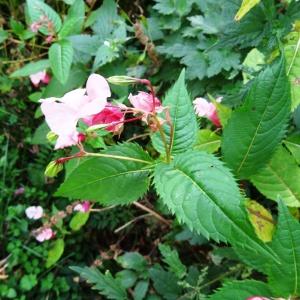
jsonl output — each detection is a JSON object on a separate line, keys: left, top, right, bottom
{"left": 84, "top": 152, "right": 152, "bottom": 165}
{"left": 133, "top": 201, "right": 170, "bottom": 226}
{"left": 2, "top": 52, "right": 48, "bottom": 64}
{"left": 114, "top": 213, "right": 150, "bottom": 233}
{"left": 90, "top": 205, "right": 117, "bottom": 213}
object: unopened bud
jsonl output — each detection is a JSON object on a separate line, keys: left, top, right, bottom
{"left": 44, "top": 161, "right": 63, "bottom": 178}
{"left": 46, "top": 131, "right": 58, "bottom": 143}
{"left": 78, "top": 133, "right": 86, "bottom": 143}
{"left": 107, "top": 76, "right": 139, "bottom": 86}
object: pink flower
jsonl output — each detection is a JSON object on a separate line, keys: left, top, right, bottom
{"left": 129, "top": 91, "right": 163, "bottom": 115}
{"left": 25, "top": 206, "right": 43, "bottom": 220}
{"left": 30, "top": 22, "right": 41, "bottom": 33}
{"left": 84, "top": 105, "right": 124, "bottom": 133}
{"left": 40, "top": 74, "right": 111, "bottom": 149}
{"left": 73, "top": 201, "right": 90, "bottom": 213}
{"left": 35, "top": 228, "right": 55, "bottom": 242}
{"left": 30, "top": 70, "right": 50, "bottom": 87}
{"left": 14, "top": 187, "right": 25, "bottom": 196}
{"left": 45, "top": 35, "right": 53, "bottom": 44}
{"left": 193, "top": 97, "right": 221, "bottom": 127}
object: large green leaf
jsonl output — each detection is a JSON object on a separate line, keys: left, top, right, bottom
{"left": 152, "top": 69, "right": 197, "bottom": 155}
{"left": 49, "top": 40, "right": 74, "bottom": 84}
{"left": 70, "top": 266, "right": 127, "bottom": 300}
{"left": 209, "top": 280, "right": 272, "bottom": 300}
{"left": 46, "top": 239, "right": 64, "bottom": 268}
{"left": 285, "top": 31, "right": 300, "bottom": 111}
{"left": 267, "top": 201, "right": 300, "bottom": 296}
{"left": 154, "top": 150, "right": 278, "bottom": 262}
{"left": 56, "top": 144, "right": 153, "bottom": 205}
{"left": 27, "top": 0, "right": 62, "bottom": 34}
{"left": 222, "top": 59, "right": 291, "bottom": 179}
{"left": 251, "top": 146, "right": 300, "bottom": 207}
{"left": 284, "top": 133, "right": 300, "bottom": 164}
{"left": 10, "top": 60, "right": 50, "bottom": 77}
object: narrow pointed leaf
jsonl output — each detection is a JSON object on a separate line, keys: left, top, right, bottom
{"left": 222, "top": 59, "right": 291, "bottom": 179}
{"left": 152, "top": 69, "right": 198, "bottom": 155}
{"left": 235, "top": 0, "right": 261, "bottom": 21}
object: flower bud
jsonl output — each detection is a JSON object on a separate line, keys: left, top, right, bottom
{"left": 46, "top": 131, "right": 58, "bottom": 143}
{"left": 44, "top": 161, "right": 63, "bottom": 178}
{"left": 107, "top": 76, "right": 139, "bottom": 86}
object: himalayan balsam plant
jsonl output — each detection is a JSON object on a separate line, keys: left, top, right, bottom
{"left": 35, "top": 48, "right": 300, "bottom": 299}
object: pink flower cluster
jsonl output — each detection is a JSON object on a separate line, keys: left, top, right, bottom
{"left": 246, "top": 297, "right": 271, "bottom": 300}
{"left": 193, "top": 97, "right": 222, "bottom": 127}
{"left": 30, "top": 70, "right": 50, "bottom": 87}
{"left": 40, "top": 74, "right": 164, "bottom": 150}
{"left": 73, "top": 201, "right": 91, "bottom": 213}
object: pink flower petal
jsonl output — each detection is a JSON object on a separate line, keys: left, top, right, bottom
{"left": 30, "top": 70, "right": 47, "bottom": 87}
{"left": 129, "top": 91, "right": 162, "bottom": 114}
{"left": 25, "top": 206, "right": 43, "bottom": 220}
{"left": 86, "top": 74, "right": 111, "bottom": 100}
{"left": 36, "top": 228, "right": 54, "bottom": 242}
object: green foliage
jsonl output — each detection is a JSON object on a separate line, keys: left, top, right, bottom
{"left": 56, "top": 143, "right": 153, "bottom": 205}
{"left": 193, "top": 129, "right": 221, "bottom": 153}
{"left": 251, "top": 146, "right": 300, "bottom": 207}
{"left": 158, "top": 244, "right": 186, "bottom": 279}
{"left": 222, "top": 59, "right": 291, "bottom": 179}
{"left": 285, "top": 31, "right": 300, "bottom": 111}
{"left": 46, "top": 239, "right": 65, "bottom": 268}
{"left": 209, "top": 280, "right": 272, "bottom": 299}
{"left": 10, "top": 60, "right": 50, "bottom": 77}
{"left": 70, "top": 212, "right": 90, "bottom": 231}
{"left": 70, "top": 266, "right": 127, "bottom": 299}
{"left": 49, "top": 40, "right": 74, "bottom": 84}
{"left": 117, "top": 252, "right": 147, "bottom": 272}
{"left": 152, "top": 70, "right": 197, "bottom": 155}
{"left": 284, "top": 133, "right": 300, "bottom": 164}
{"left": 154, "top": 150, "right": 277, "bottom": 262}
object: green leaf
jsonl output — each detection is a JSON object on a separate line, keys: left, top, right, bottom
{"left": 49, "top": 40, "right": 74, "bottom": 84}
{"left": 46, "top": 239, "right": 65, "bottom": 268}
{"left": 10, "top": 60, "right": 50, "bottom": 77}
{"left": 70, "top": 212, "right": 90, "bottom": 231}
{"left": 26, "top": 0, "right": 62, "bottom": 34}
{"left": 234, "top": 0, "right": 261, "bottom": 21}
{"left": 0, "top": 30, "right": 8, "bottom": 43}
{"left": 70, "top": 266, "right": 127, "bottom": 300}
{"left": 149, "top": 265, "right": 182, "bottom": 300}
{"left": 266, "top": 201, "right": 300, "bottom": 296}
{"left": 251, "top": 146, "right": 300, "bottom": 207}
{"left": 285, "top": 31, "right": 300, "bottom": 110}
{"left": 117, "top": 252, "right": 147, "bottom": 272}
{"left": 133, "top": 280, "right": 149, "bottom": 300}
{"left": 284, "top": 133, "right": 300, "bottom": 164}
{"left": 154, "top": 150, "right": 278, "bottom": 262}
{"left": 209, "top": 280, "right": 272, "bottom": 300}
{"left": 153, "top": 0, "right": 193, "bottom": 16}
{"left": 116, "top": 270, "right": 137, "bottom": 289}
{"left": 152, "top": 69, "right": 198, "bottom": 155}
{"left": 222, "top": 59, "right": 291, "bottom": 179}
{"left": 20, "top": 274, "right": 38, "bottom": 291}
{"left": 158, "top": 244, "right": 186, "bottom": 279}
{"left": 65, "top": 0, "right": 85, "bottom": 35}
{"left": 193, "top": 129, "right": 221, "bottom": 154}
{"left": 56, "top": 143, "right": 152, "bottom": 205}
{"left": 58, "top": 17, "right": 81, "bottom": 38}
{"left": 93, "top": 44, "right": 119, "bottom": 70}
{"left": 245, "top": 199, "right": 275, "bottom": 242}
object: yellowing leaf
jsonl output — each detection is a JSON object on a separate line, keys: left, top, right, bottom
{"left": 234, "top": 0, "right": 261, "bottom": 21}
{"left": 246, "top": 200, "right": 275, "bottom": 242}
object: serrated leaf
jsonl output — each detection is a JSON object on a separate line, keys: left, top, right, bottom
{"left": 10, "top": 60, "right": 50, "bottom": 77}
{"left": 133, "top": 280, "right": 149, "bottom": 300}
{"left": 46, "top": 239, "right": 64, "bottom": 268}
{"left": 251, "top": 146, "right": 300, "bottom": 207}
{"left": 153, "top": 0, "right": 193, "bottom": 16}
{"left": 154, "top": 150, "right": 278, "bottom": 262}
{"left": 266, "top": 201, "right": 300, "bottom": 296}
{"left": 158, "top": 244, "right": 186, "bottom": 279}
{"left": 49, "top": 40, "right": 74, "bottom": 84}
{"left": 285, "top": 31, "right": 300, "bottom": 110}
{"left": 209, "top": 280, "right": 272, "bottom": 300}
{"left": 26, "top": 0, "right": 62, "bottom": 34}
{"left": 65, "top": 0, "right": 85, "bottom": 35}
{"left": 117, "top": 252, "right": 147, "bottom": 272}
{"left": 70, "top": 266, "right": 127, "bottom": 300}
{"left": 93, "top": 44, "right": 119, "bottom": 70}
{"left": 70, "top": 212, "right": 90, "bottom": 231}
{"left": 284, "top": 133, "right": 300, "bottom": 164}
{"left": 56, "top": 144, "right": 152, "bottom": 205}
{"left": 152, "top": 70, "right": 198, "bottom": 155}
{"left": 193, "top": 129, "right": 221, "bottom": 154}
{"left": 235, "top": 0, "right": 261, "bottom": 21}
{"left": 245, "top": 200, "right": 275, "bottom": 242}
{"left": 222, "top": 59, "right": 291, "bottom": 179}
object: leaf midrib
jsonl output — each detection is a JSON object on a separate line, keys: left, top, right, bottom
{"left": 236, "top": 64, "right": 283, "bottom": 174}
{"left": 61, "top": 169, "right": 149, "bottom": 194}
{"left": 172, "top": 165, "right": 279, "bottom": 263}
